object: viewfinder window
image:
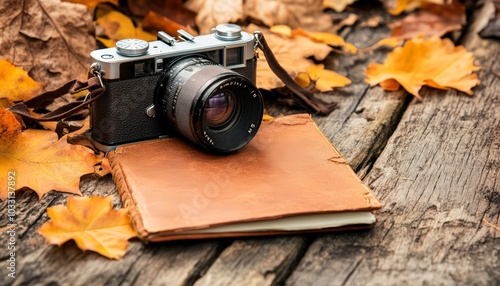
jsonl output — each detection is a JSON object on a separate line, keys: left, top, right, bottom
{"left": 225, "top": 47, "right": 244, "bottom": 67}
{"left": 134, "top": 62, "right": 146, "bottom": 76}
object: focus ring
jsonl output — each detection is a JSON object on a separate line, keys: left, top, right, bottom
{"left": 172, "top": 65, "right": 237, "bottom": 144}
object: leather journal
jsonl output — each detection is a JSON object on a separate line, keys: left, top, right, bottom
{"left": 107, "top": 114, "right": 381, "bottom": 242}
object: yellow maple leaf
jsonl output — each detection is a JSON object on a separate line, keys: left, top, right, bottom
{"left": 296, "top": 64, "right": 351, "bottom": 92}
{"left": 0, "top": 60, "right": 45, "bottom": 102}
{"left": 270, "top": 25, "right": 357, "bottom": 54}
{"left": 38, "top": 196, "right": 137, "bottom": 260}
{"left": 365, "top": 37, "right": 480, "bottom": 100}
{"left": 0, "top": 112, "right": 100, "bottom": 200}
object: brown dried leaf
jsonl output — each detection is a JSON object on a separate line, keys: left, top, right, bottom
{"left": 479, "top": 0, "right": 500, "bottom": 38}
{"left": 244, "top": 0, "right": 335, "bottom": 32}
{"left": 0, "top": 0, "right": 95, "bottom": 92}
{"left": 129, "top": 0, "right": 196, "bottom": 27}
{"left": 142, "top": 10, "right": 197, "bottom": 38}
{"left": 388, "top": 1, "right": 465, "bottom": 40}
{"left": 185, "top": 0, "right": 244, "bottom": 34}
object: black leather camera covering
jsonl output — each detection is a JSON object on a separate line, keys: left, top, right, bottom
{"left": 91, "top": 75, "right": 170, "bottom": 146}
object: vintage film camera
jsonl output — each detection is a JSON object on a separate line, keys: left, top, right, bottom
{"left": 89, "top": 24, "right": 264, "bottom": 152}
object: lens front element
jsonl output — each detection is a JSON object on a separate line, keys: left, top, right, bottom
{"left": 154, "top": 56, "right": 263, "bottom": 152}
{"left": 204, "top": 90, "right": 235, "bottom": 128}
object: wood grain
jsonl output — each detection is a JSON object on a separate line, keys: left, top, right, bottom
{"left": 286, "top": 5, "right": 500, "bottom": 286}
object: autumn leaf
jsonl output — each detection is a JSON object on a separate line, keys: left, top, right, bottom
{"left": 0, "top": 109, "right": 22, "bottom": 150}
{"left": 0, "top": 117, "right": 100, "bottom": 200}
{"left": 185, "top": 0, "right": 244, "bottom": 34}
{"left": 295, "top": 64, "right": 351, "bottom": 92}
{"left": 0, "top": 98, "right": 14, "bottom": 109}
{"left": 388, "top": 1, "right": 465, "bottom": 40}
{"left": 0, "top": 60, "right": 45, "bottom": 102}
{"left": 479, "top": 0, "right": 500, "bottom": 38}
{"left": 62, "top": 0, "right": 118, "bottom": 9}
{"left": 0, "top": 0, "right": 95, "bottom": 92}
{"left": 142, "top": 10, "right": 197, "bottom": 38}
{"left": 270, "top": 25, "right": 357, "bottom": 54}
{"left": 245, "top": 24, "right": 332, "bottom": 90}
{"left": 361, "top": 38, "right": 402, "bottom": 52}
{"left": 95, "top": 5, "right": 156, "bottom": 47}
{"left": 384, "top": 0, "right": 446, "bottom": 15}
{"left": 323, "top": 0, "right": 356, "bottom": 12}
{"left": 244, "top": 0, "right": 337, "bottom": 32}
{"left": 365, "top": 36, "right": 481, "bottom": 100}
{"left": 129, "top": 0, "right": 196, "bottom": 27}
{"left": 38, "top": 196, "right": 137, "bottom": 260}
{"left": 359, "top": 16, "right": 384, "bottom": 28}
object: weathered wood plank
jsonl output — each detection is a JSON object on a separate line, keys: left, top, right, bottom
{"left": 0, "top": 174, "right": 226, "bottom": 285}
{"left": 286, "top": 5, "right": 500, "bottom": 286}
{"left": 194, "top": 237, "right": 309, "bottom": 286}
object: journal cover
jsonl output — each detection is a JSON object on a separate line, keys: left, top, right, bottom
{"left": 107, "top": 114, "right": 382, "bottom": 241}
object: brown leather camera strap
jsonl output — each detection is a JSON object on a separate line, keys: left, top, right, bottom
{"left": 8, "top": 76, "right": 105, "bottom": 122}
{"left": 255, "top": 32, "right": 337, "bottom": 115}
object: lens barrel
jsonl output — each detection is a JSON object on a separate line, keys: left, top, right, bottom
{"left": 154, "top": 56, "right": 264, "bottom": 152}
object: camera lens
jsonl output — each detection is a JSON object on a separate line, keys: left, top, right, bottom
{"left": 204, "top": 90, "right": 235, "bottom": 128}
{"left": 154, "top": 56, "right": 263, "bottom": 152}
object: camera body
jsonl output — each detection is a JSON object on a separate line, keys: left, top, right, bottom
{"left": 89, "top": 24, "right": 261, "bottom": 152}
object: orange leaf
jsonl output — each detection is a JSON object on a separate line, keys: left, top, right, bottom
{"left": 0, "top": 60, "right": 45, "bottom": 102}
{"left": 142, "top": 10, "right": 195, "bottom": 38}
{"left": 245, "top": 24, "right": 332, "bottom": 90}
{"left": 386, "top": 0, "right": 446, "bottom": 15}
{"left": 38, "top": 196, "right": 137, "bottom": 260}
{"left": 0, "top": 108, "right": 22, "bottom": 150}
{"left": 365, "top": 37, "right": 481, "bottom": 100}
{"left": 296, "top": 64, "right": 351, "bottom": 92}
{"left": 0, "top": 124, "right": 99, "bottom": 200}
{"left": 271, "top": 25, "right": 357, "bottom": 54}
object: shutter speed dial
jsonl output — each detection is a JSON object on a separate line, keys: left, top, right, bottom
{"left": 212, "top": 24, "right": 242, "bottom": 40}
{"left": 115, "top": 39, "right": 149, "bottom": 56}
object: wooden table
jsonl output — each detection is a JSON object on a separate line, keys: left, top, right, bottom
{"left": 1, "top": 3, "right": 498, "bottom": 285}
